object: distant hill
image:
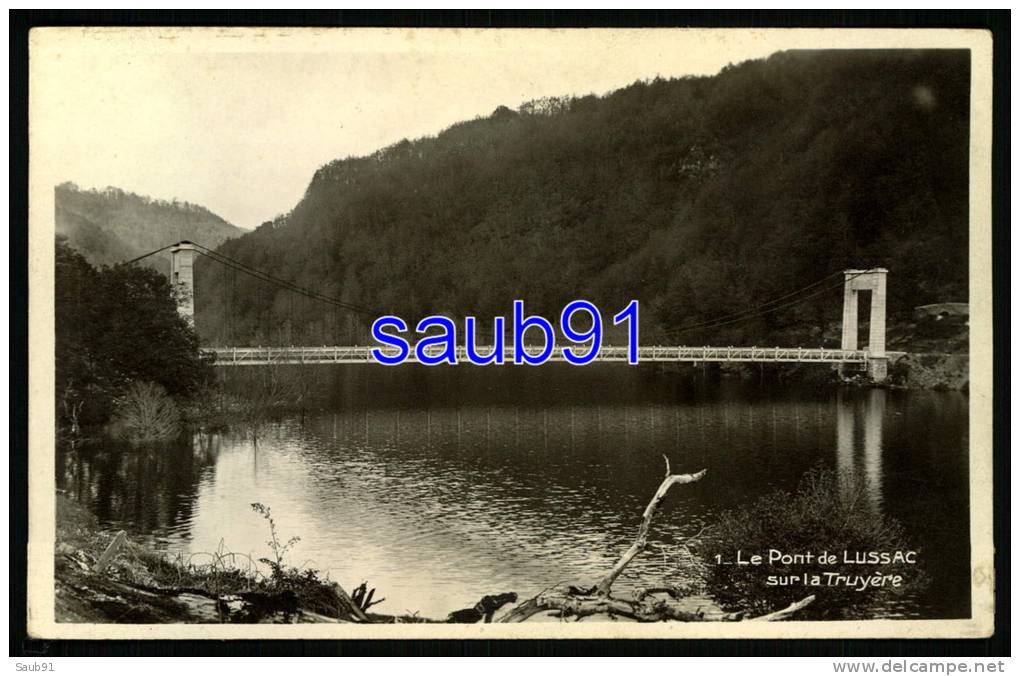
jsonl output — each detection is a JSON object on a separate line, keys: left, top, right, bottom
{"left": 195, "top": 50, "right": 970, "bottom": 347}
{"left": 55, "top": 183, "right": 244, "bottom": 272}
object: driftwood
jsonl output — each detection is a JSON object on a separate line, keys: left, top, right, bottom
{"left": 93, "top": 530, "right": 127, "bottom": 573}
{"left": 596, "top": 460, "right": 707, "bottom": 595}
{"left": 446, "top": 592, "right": 518, "bottom": 623}
{"left": 351, "top": 581, "right": 385, "bottom": 613}
{"left": 748, "top": 594, "right": 816, "bottom": 621}
{"left": 500, "top": 458, "right": 815, "bottom": 623}
{"left": 111, "top": 581, "right": 307, "bottom": 623}
{"left": 65, "top": 531, "right": 521, "bottom": 624}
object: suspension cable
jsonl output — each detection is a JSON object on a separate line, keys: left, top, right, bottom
{"left": 196, "top": 248, "right": 380, "bottom": 316}
{"left": 131, "top": 240, "right": 876, "bottom": 335}
{"left": 191, "top": 243, "right": 384, "bottom": 316}
{"left": 121, "top": 243, "right": 177, "bottom": 266}
{"left": 663, "top": 269, "right": 845, "bottom": 315}
{"left": 664, "top": 268, "right": 877, "bottom": 336}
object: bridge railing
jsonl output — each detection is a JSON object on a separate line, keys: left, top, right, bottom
{"left": 204, "top": 345, "right": 869, "bottom": 365}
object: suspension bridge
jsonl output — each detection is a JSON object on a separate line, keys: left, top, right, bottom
{"left": 152, "top": 241, "right": 891, "bottom": 381}
{"left": 207, "top": 345, "right": 871, "bottom": 366}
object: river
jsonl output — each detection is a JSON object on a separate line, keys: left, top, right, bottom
{"left": 57, "top": 365, "right": 970, "bottom": 620}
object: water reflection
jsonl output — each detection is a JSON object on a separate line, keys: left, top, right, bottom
{"left": 57, "top": 368, "right": 969, "bottom": 619}
{"left": 836, "top": 388, "right": 886, "bottom": 508}
{"left": 58, "top": 433, "right": 223, "bottom": 545}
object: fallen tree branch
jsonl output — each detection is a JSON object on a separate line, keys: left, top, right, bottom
{"left": 445, "top": 592, "right": 519, "bottom": 623}
{"left": 500, "top": 584, "right": 815, "bottom": 623}
{"left": 596, "top": 459, "right": 707, "bottom": 596}
{"left": 500, "top": 584, "right": 742, "bottom": 623}
{"left": 748, "top": 594, "right": 816, "bottom": 621}
{"left": 499, "top": 458, "right": 815, "bottom": 623}
{"left": 352, "top": 581, "right": 385, "bottom": 613}
{"left": 94, "top": 530, "right": 127, "bottom": 573}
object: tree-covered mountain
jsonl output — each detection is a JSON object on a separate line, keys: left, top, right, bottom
{"left": 195, "top": 50, "right": 970, "bottom": 348}
{"left": 55, "top": 183, "right": 244, "bottom": 272}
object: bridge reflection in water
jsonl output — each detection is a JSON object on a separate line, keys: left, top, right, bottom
{"left": 836, "top": 388, "right": 886, "bottom": 509}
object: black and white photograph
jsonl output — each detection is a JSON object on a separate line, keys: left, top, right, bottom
{"left": 24, "top": 25, "right": 995, "bottom": 641}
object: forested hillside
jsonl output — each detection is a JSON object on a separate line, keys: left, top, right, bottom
{"left": 56, "top": 183, "right": 244, "bottom": 271}
{"left": 194, "top": 50, "right": 970, "bottom": 347}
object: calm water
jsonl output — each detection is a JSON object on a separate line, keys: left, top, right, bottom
{"left": 57, "top": 366, "right": 970, "bottom": 619}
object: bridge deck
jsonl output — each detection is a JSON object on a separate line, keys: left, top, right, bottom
{"left": 205, "top": 345, "right": 870, "bottom": 366}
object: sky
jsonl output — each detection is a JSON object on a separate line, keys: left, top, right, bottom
{"left": 31, "top": 28, "right": 805, "bottom": 229}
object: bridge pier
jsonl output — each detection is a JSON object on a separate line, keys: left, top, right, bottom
{"left": 866, "top": 357, "right": 888, "bottom": 383}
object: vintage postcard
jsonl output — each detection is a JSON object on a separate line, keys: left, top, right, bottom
{"left": 26, "top": 26, "right": 994, "bottom": 640}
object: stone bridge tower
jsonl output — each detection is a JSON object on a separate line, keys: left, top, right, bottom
{"left": 170, "top": 241, "right": 198, "bottom": 326}
{"left": 841, "top": 268, "right": 888, "bottom": 382}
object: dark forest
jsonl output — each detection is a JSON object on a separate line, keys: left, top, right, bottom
{"left": 193, "top": 50, "right": 970, "bottom": 348}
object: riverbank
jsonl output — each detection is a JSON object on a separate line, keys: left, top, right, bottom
{"left": 55, "top": 493, "right": 534, "bottom": 624}
{"left": 54, "top": 492, "right": 719, "bottom": 624}
{"left": 54, "top": 466, "right": 872, "bottom": 624}
{"left": 53, "top": 483, "right": 815, "bottom": 625}
{"left": 54, "top": 494, "right": 379, "bottom": 623}
{"left": 713, "top": 319, "right": 972, "bottom": 391}
{"left": 887, "top": 353, "right": 969, "bottom": 391}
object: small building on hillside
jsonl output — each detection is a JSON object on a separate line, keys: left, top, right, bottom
{"left": 914, "top": 303, "right": 969, "bottom": 321}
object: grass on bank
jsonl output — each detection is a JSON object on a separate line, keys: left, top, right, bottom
{"left": 55, "top": 495, "right": 375, "bottom": 623}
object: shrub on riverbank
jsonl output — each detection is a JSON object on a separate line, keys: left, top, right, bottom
{"left": 111, "top": 381, "right": 181, "bottom": 442}
{"left": 701, "top": 467, "right": 924, "bottom": 619}
{"left": 888, "top": 353, "right": 969, "bottom": 391}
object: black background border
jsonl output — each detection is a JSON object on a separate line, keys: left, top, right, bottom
{"left": 9, "top": 8, "right": 1010, "bottom": 658}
